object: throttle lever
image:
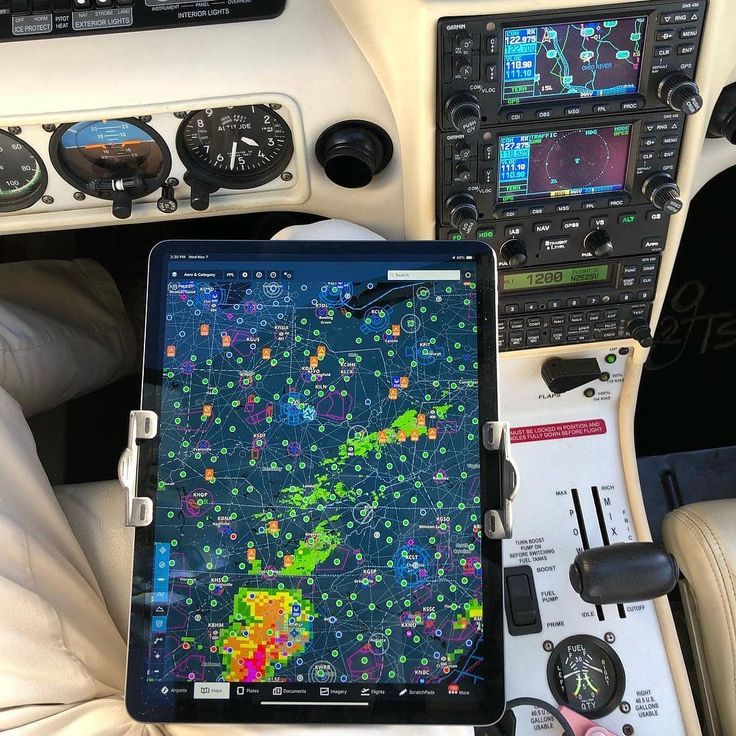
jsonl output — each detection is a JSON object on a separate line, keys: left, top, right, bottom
{"left": 570, "top": 542, "right": 679, "bottom": 605}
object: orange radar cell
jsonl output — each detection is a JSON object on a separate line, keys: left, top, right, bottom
{"left": 378, "top": 430, "right": 388, "bottom": 444}
{"left": 262, "top": 347, "right": 272, "bottom": 360}
{"left": 200, "top": 324, "right": 210, "bottom": 336}
{"left": 392, "top": 324, "right": 401, "bottom": 336}
{"left": 204, "top": 468, "right": 215, "bottom": 481}
{"left": 309, "top": 356, "right": 319, "bottom": 368}
{"left": 410, "top": 430, "right": 420, "bottom": 441}
{"left": 397, "top": 430, "right": 407, "bottom": 442}
{"left": 202, "top": 404, "right": 213, "bottom": 417}
{"left": 222, "top": 334, "right": 232, "bottom": 347}
{"left": 317, "top": 345, "right": 326, "bottom": 358}
{"left": 417, "top": 413, "right": 427, "bottom": 426}
{"left": 428, "top": 427, "right": 438, "bottom": 440}
{"left": 166, "top": 345, "right": 176, "bottom": 357}
{"left": 388, "top": 387, "right": 398, "bottom": 400}
{"left": 399, "top": 376, "right": 409, "bottom": 388}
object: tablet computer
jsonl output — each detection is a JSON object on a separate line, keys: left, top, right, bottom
{"left": 126, "top": 239, "right": 504, "bottom": 725}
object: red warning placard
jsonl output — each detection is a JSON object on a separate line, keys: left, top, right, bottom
{"left": 510, "top": 419, "right": 607, "bottom": 444}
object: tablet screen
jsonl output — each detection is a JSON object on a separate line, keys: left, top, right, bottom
{"left": 127, "top": 241, "right": 503, "bottom": 724}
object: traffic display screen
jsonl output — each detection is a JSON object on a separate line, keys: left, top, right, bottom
{"left": 502, "top": 265, "right": 611, "bottom": 292}
{"left": 502, "top": 15, "right": 647, "bottom": 104}
{"left": 497, "top": 124, "right": 632, "bottom": 203}
{"left": 126, "top": 241, "right": 504, "bottom": 724}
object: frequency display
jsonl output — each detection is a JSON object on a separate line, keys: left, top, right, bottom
{"left": 497, "top": 124, "right": 632, "bottom": 203}
{"left": 145, "top": 256, "right": 490, "bottom": 692}
{"left": 502, "top": 16, "right": 647, "bottom": 104}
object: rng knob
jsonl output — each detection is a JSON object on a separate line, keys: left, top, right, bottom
{"left": 446, "top": 193, "right": 478, "bottom": 237}
{"left": 584, "top": 228, "right": 614, "bottom": 258}
{"left": 643, "top": 172, "right": 683, "bottom": 214}
{"left": 658, "top": 71, "right": 703, "bottom": 115}
{"left": 446, "top": 93, "right": 482, "bottom": 135}
{"left": 500, "top": 238, "right": 528, "bottom": 268}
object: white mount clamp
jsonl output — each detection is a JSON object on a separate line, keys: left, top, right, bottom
{"left": 118, "top": 409, "right": 158, "bottom": 528}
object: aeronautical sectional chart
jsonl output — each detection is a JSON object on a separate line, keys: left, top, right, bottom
{"left": 153, "top": 266, "right": 482, "bottom": 686}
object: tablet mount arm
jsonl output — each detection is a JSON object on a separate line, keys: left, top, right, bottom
{"left": 482, "top": 421, "right": 519, "bottom": 540}
{"left": 119, "top": 409, "right": 158, "bottom": 528}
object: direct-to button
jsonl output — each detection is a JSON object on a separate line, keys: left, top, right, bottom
{"left": 562, "top": 218, "right": 581, "bottom": 231}
{"left": 656, "top": 28, "right": 676, "bottom": 41}
{"left": 504, "top": 566, "right": 542, "bottom": 634}
{"left": 534, "top": 221, "right": 553, "bottom": 234}
{"left": 641, "top": 136, "right": 657, "bottom": 147}
{"left": 505, "top": 224, "right": 523, "bottom": 238}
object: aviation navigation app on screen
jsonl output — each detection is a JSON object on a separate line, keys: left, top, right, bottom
{"left": 127, "top": 242, "right": 502, "bottom": 724}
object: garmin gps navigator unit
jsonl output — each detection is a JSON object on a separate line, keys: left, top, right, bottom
{"left": 123, "top": 240, "right": 505, "bottom": 725}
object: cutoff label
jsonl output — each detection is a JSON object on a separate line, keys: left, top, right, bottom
{"left": 510, "top": 419, "right": 607, "bottom": 443}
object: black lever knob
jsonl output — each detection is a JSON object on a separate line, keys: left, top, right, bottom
{"left": 643, "top": 172, "right": 683, "bottom": 214}
{"left": 446, "top": 193, "right": 478, "bottom": 237}
{"left": 500, "top": 238, "right": 528, "bottom": 268}
{"left": 188, "top": 178, "right": 215, "bottom": 212}
{"left": 658, "top": 71, "right": 703, "bottom": 115}
{"left": 627, "top": 317, "right": 654, "bottom": 348}
{"left": 541, "top": 357, "right": 603, "bottom": 394}
{"left": 111, "top": 190, "right": 132, "bottom": 220}
{"left": 446, "top": 93, "right": 482, "bottom": 135}
{"left": 157, "top": 183, "right": 178, "bottom": 214}
{"left": 584, "top": 228, "right": 614, "bottom": 258}
{"left": 570, "top": 543, "right": 679, "bottom": 605}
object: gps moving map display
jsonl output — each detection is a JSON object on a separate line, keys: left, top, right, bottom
{"left": 127, "top": 242, "right": 503, "bottom": 724}
{"left": 502, "top": 15, "right": 647, "bottom": 104}
{"left": 498, "top": 123, "right": 632, "bottom": 203}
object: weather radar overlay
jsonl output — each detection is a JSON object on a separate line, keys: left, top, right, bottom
{"left": 503, "top": 15, "right": 647, "bottom": 103}
{"left": 147, "top": 253, "right": 487, "bottom": 693}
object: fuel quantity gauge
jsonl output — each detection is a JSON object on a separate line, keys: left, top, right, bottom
{"left": 547, "top": 635, "right": 626, "bottom": 718}
{"left": 0, "top": 130, "right": 47, "bottom": 213}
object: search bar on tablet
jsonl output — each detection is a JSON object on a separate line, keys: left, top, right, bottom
{"left": 387, "top": 270, "right": 461, "bottom": 281}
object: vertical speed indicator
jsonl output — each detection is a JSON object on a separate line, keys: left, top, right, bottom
{"left": 176, "top": 105, "right": 294, "bottom": 190}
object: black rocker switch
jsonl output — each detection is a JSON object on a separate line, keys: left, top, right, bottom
{"left": 504, "top": 565, "right": 542, "bottom": 635}
{"left": 541, "top": 356, "right": 603, "bottom": 394}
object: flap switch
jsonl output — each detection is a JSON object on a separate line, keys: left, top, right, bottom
{"left": 541, "top": 357, "right": 603, "bottom": 394}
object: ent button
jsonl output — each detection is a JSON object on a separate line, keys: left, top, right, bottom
{"left": 506, "top": 573, "right": 537, "bottom": 627}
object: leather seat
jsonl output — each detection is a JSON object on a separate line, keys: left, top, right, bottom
{"left": 664, "top": 500, "right": 736, "bottom": 736}
{"left": 54, "top": 481, "right": 134, "bottom": 639}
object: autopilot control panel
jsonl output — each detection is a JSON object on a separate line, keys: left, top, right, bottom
{"left": 436, "top": 0, "right": 707, "bottom": 351}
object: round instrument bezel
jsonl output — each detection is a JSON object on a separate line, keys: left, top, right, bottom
{"left": 176, "top": 105, "right": 294, "bottom": 191}
{"left": 0, "top": 129, "right": 48, "bottom": 213}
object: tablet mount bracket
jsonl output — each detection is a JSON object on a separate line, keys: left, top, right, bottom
{"left": 119, "top": 409, "right": 158, "bottom": 528}
{"left": 482, "top": 421, "right": 519, "bottom": 541}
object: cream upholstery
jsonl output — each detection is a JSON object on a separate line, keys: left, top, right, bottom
{"left": 664, "top": 501, "right": 736, "bottom": 736}
{"left": 54, "top": 481, "right": 134, "bottom": 639}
